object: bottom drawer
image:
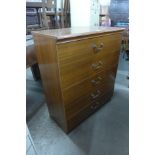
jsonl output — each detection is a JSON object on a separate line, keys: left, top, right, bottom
{"left": 67, "top": 89, "right": 114, "bottom": 132}
{"left": 65, "top": 86, "right": 113, "bottom": 119}
{"left": 90, "top": 91, "right": 113, "bottom": 110}
{"left": 65, "top": 94, "right": 91, "bottom": 119}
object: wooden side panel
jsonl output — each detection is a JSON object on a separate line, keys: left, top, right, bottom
{"left": 32, "top": 34, "right": 67, "bottom": 131}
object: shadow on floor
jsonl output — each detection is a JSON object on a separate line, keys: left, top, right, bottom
{"left": 26, "top": 68, "right": 45, "bottom": 121}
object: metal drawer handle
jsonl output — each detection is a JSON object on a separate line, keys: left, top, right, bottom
{"left": 91, "top": 79, "right": 100, "bottom": 85}
{"left": 91, "top": 61, "right": 104, "bottom": 70}
{"left": 97, "top": 76, "right": 103, "bottom": 80}
{"left": 95, "top": 101, "right": 100, "bottom": 105}
{"left": 92, "top": 43, "right": 104, "bottom": 53}
{"left": 98, "top": 61, "right": 103, "bottom": 65}
{"left": 91, "top": 90, "right": 101, "bottom": 99}
{"left": 90, "top": 102, "right": 100, "bottom": 109}
{"left": 91, "top": 104, "right": 97, "bottom": 109}
{"left": 91, "top": 76, "right": 103, "bottom": 85}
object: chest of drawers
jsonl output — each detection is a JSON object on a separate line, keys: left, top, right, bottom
{"left": 32, "top": 27, "right": 124, "bottom": 133}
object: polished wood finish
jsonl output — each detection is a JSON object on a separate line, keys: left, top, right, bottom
{"left": 26, "top": 44, "right": 37, "bottom": 68}
{"left": 26, "top": 37, "right": 41, "bottom": 80}
{"left": 57, "top": 33, "right": 121, "bottom": 89}
{"left": 33, "top": 27, "right": 124, "bottom": 40}
{"left": 67, "top": 90, "right": 113, "bottom": 130}
{"left": 32, "top": 35, "right": 67, "bottom": 131}
{"left": 32, "top": 27, "right": 124, "bottom": 133}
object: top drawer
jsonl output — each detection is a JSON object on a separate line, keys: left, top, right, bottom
{"left": 57, "top": 33, "right": 122, "bottom": 89}
{"left": 57, "top": 39, "right": 92, "bottom": 89}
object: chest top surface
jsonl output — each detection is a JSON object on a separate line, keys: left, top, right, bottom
{"left": 32, "top": 27, "right": 125, "bottom": 40}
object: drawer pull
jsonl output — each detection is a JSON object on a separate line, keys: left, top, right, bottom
{"left": 91, "top": 90, "right": 101, "bottom": 99}
{"left": 90, "top": 102, "right": 100, "bottom": 109}
{"left": 91, "top": 79, "right": 100, "bottom": 85}
{"left": 97, "top": 76, "right": 103, "bottom": 80}
{"left": 91, "top": 104, "right": 97, "bottom": 109}
{"left": 91, "top": 76, "right": 103, "bottom": 85}
{"left": 92, "top": 43, "right": 104, "bottom": 53}
{"left": 91, "top": 61, "right": 104, "bottom": 70}
{"left": 95, "top": 101, "right": 100, "bottom": 105}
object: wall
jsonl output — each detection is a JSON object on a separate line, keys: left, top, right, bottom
{"left": 70, "top": 0, "right": 91, "bottom": 27}
{"left": 109, "top": 0, "right": 129, "bottom": 25}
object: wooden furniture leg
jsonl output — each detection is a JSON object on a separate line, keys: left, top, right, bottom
{"left": 30, "top": 63, "right": 41, "bottom": 81}
{"left": 125, "top": 49, "right": 129, "bottom": 61}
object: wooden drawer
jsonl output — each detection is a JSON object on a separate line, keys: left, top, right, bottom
{"left": 67, "top": 100, "right": 93, "bottom": 131}
{"left": 67, "top": 90, "right": 114, "bottom": 131}
{"left": 89, "top": 89, "right": 114, "bottom": 111}
{"left": 63, "top": 65, "right": 117, "bottom": 106}
{"left": 105, "top": 51, "right": 120, "bottom": 68}
{"left": 65, "top": 85, "right": 114, "bottom": 119}
{"left": 91, "top": 33, "right": 121, "bottom": 63}
{"left": 90, "top": 66, "right": 117, "bottom": 89}
{"left": 62, "top": 78, "right": 92, "bottom": 105}
{"left": 57, "top": 33, "right": 121, "bottom": 89}
{"left": 89, "top": 64, "right": 118, "bottom": 93}
{"left": 58, "top": 57, "right": 92, "bottom": 89}
{"left": 90, "top": 51, "right": 120, "bottom": 75}
{"left": 107, "top": 65, "right": 118, "bottom": 81}
{"left": 95, "top": 65, "right": 118, "bottom": 91}
{"left": 89, "top": 70, "right": 107, "bottom": 87}
{"left": 57, "top": 39, "right": 92, "bottom": 89}
{"left": 65, "top": 94, "right": 91, "bottom": 119}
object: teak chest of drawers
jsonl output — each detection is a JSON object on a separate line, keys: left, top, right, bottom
{"left": 32, "top": 27, "right": 124, "bottom": 133}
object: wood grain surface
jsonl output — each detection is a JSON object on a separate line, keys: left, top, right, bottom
{"left": 32, "top": 27, "right": 124, "bottom": 133}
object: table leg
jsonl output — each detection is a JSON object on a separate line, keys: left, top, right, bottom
{"left": 30, "top": 63, "right": 41, "bottom": 81}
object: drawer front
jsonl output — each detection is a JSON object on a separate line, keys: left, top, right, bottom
{"left": 67, "top": 100, "right": 93, "bottom": 131}
{"left": 90, "top": 70, "right": 107, "bottom": 87}
{"left": 58, "top": 56, "right": 92, "bottom": 89}
{"left": 66, "top": 90, "right": 114, "bottom": 131}
{"left": 90, "top": 72, "right": 115, "bottom": 98}
{"left": 65, "top": 86, "right": 114, "bottom": 119}
{"left": 89, "top": 65, "right": 118, "bottom": 102}
{"left": 57, "top": 39, "right": 92, "bottom": 89}
{"left": 90, "top": 51, "right": 120, "bottom": 75}
{"left": 107, "top": 65, "right": 118, "bottom": 82}
{"left": 89, "top": 89, "right": 114, "bottom": 112}
{"left": 62, "top": 78, "right": 92, "bottom": 105}
{"left": 91, "top": 33, "right": 121, "bottom": 62}
{"left": 90, "top": 66, "right": 117, "bottom": 90}
{"left": 57, "top": 33, "right": 121, "bottom": 89}
{"left": 63, "top": 64, "right": 118, "bottom": 106}
{"left": 65, "top": 94, "right": 91, "bottom": 119}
